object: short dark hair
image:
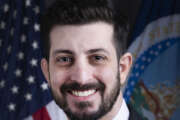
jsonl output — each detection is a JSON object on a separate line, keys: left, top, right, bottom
{"left": 40, "top": 0, "right": 129, "bottom": 61}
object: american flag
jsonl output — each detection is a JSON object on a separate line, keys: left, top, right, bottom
{"left": 0, "top": 0, "right": 67, "bottom": 120}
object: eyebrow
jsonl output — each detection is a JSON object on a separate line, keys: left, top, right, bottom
{"left": 86, "top": 48, "right": 110, "bottom": 55}
{"left": 52, "top": 48, "right": 109, "bottom": 56}
{"left": 53, "top": 49, "right": 74, "bottom": 56}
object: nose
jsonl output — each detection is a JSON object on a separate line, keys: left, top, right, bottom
{"left": 69, "top": 60, "right": 93, "bottom": 85}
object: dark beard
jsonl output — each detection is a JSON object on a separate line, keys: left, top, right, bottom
{"left": 51, "top": 74, "right": 121, "bottom": 120}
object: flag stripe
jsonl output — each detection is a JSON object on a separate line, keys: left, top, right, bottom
{"left": 46, "top": 101, "right": 67, "bottom": 120}
{"left": 23, "top": 116, "right": 33, "bottom": 120}
{"left": 32, "top": 106, "right": 51, "bottom": 120}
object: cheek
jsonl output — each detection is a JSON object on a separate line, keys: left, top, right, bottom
{"left": 95, "top": 67, "right": 118, "bottom": 86}
{"left": 49, "top": 67, "right": 67, "bottom": 89}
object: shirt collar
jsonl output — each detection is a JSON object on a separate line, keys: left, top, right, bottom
{"left": 113, "top": 99, "right": 129, "bottom": 120}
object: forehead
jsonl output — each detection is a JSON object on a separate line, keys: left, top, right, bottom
{"left": 49, "top": 22, "right": 116, "bottom": 55}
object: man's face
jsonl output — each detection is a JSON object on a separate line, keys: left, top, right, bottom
{"left": 41, "top": 22, "right": 131, "bottom": 120}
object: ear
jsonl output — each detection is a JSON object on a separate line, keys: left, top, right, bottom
{"left": 41, "top": 58, "right": 50, "bottom": 85}
{"left": 119, "top": 52, "right": 132, "bottom": 85}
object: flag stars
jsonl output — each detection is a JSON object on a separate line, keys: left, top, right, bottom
{"left": 150, "top": 50, "right": 154, "bottom": 55}
{"left": 0, "top": 39, "right": 2, "bottom": 47}
{"left": 30, "top": 58, "right": 38, "bottom": 67}
{"left": 158, "top": 45, "right": 162, "bottom": 49}
{"left": 23, "top": 17, "right": 29, "bottom": 25}
{"left": 11, "top": 86, "right": 19, "bottom": 94}
{"left": 155, "top": 51, "right": 159, "bottom": 56}
{"left": 10, "top": 28, "right": 14, "bottom": 36}
{"left": 166, "top": 42, "right": 170, "bottom": 47}
{"left": 25, "top": 93, "right": 32, "bottom": 101}
{"left": 131, "top": 81, "right": 135, "bottom": 86}
{"left": 34, "top": 23, "right": 40, "bottom": 32}
{"left": 7, "top": 45, "right": 12, "bottom": 54}
{"left": 0, "top": 80, "right": 5, "bottom": 88}
{"left": 26, "top": 0, "right": 31, "bottom": 7}
{"left": 135, "top": 64, "right": 139, "bottom": 69}
{"left": 15, "top": 69, "right": 22, "bottom": 77}
{"left": 8, "top": 103, "right": 16, "bottom": 111}
{"left": 4, "top": 4, "right": 9, "bottom": 12}
{"left": 1, "top": 21, "right": 6, "bottom": 29}
{"left": 41, "top": 82, "right": 48, "bottom": 91}
{"left": 33, "top": 6, "right": 40, "bottom": 14}
{"left": 135, "top": 72, "right": 139, "bottom": 77}
{"left": 13, "top": 10, "right": 17, "bottom": 18}
{"left": 147, "top": 58, "right": 151, "bottom": 62}
{"left": 130, "top": 73, "right": 134, "bottom": 77}
{"left": 126, "top": 91, "right": 131, "bottom": 96}
{"left": 3, "top": 62, "right": 8, "bottom": 71}
{"left": 17, "top": 52, "right": 24, "bottom": 60}
{"left": 21, "top": 34, "right": 27, "bottom": 43}
{"left": 27, "top": 75, "right": 35, "bottom": 84}
{"left": 142, "top": 56, "right": 146, "bottom": 61}
{"left": 32, "top": 41, "right": 38, "bottom": 49}
{"left": 141, "top": 65, "right": 145, "bottom": 70}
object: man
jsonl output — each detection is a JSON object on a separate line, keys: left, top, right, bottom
{"left": 40, "top": 0, "right": 142, "bottom": 120}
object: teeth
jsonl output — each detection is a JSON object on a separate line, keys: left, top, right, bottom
{"left": 71, "top": 89, "right": 96, "bottom": 97}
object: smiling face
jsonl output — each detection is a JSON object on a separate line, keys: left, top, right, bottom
{"left": 41, "top": 22, "right": 132, "bottom": 120}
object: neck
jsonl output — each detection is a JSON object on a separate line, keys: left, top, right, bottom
{"left": 99, "top": 91, "right": 123, "bottom": 120}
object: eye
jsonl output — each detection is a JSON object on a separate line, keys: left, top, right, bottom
{"left": 94, "top": 56, "right": 104, "bottom": 61}
{"left": 56, "top": 56, "right": 73, "bottom": 66}
{"left": 89, "top": 55, "right": 107, "bottom": 64}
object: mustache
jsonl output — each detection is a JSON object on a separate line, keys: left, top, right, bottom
{"left": 61, "top": 82, "right": 105, "bottom": 93}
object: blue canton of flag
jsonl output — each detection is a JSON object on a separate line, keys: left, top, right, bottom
{"left": 124, "top": 0, "right": 180, "bottom": 120}
{"left": 0, "top": 0, "right": 52, "bottom": 120}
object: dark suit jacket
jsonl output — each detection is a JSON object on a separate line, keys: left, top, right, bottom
{"left": 128, "top": 104, "right": 144, "bottom": 120}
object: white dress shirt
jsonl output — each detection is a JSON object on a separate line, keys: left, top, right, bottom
{"left": 112, "top": 99, "right": 130, "bottom": 120}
